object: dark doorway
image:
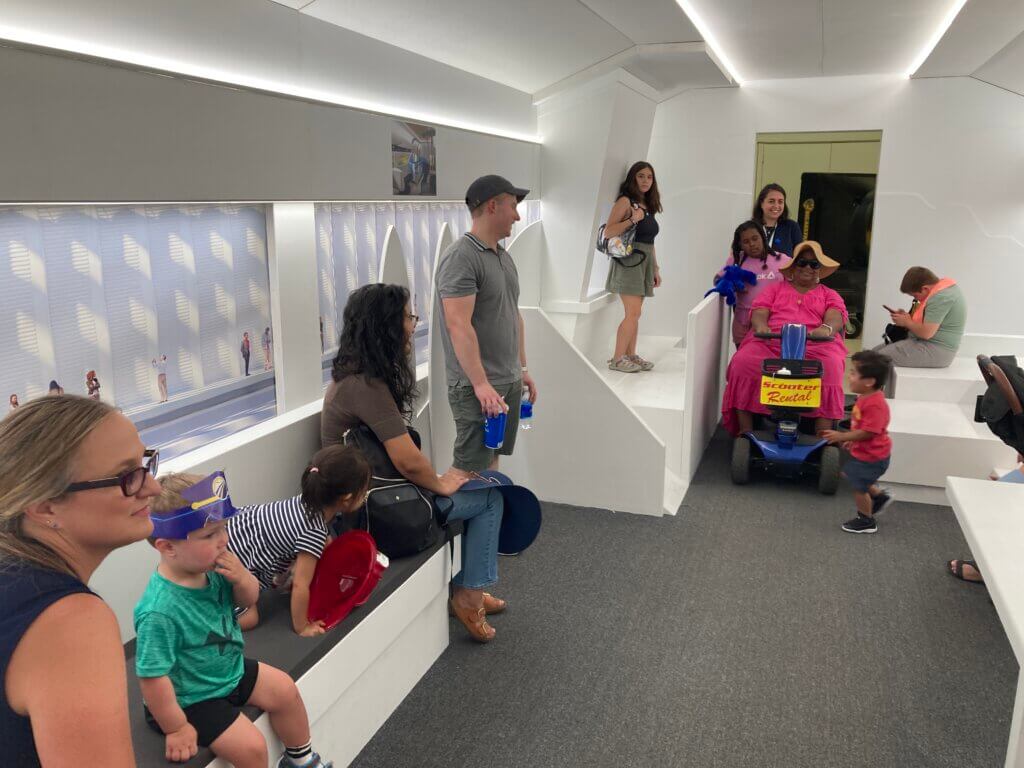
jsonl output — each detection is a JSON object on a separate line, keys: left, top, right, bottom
{"left": 797, "top": 173, "right": 876, "bottom": 339}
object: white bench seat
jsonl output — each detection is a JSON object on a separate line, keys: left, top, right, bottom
{"left": 946, "top": 477, "right": 1024, "bottom": 767}
{"left": 893, "top": 357, "right": 986, "bottom": 404}
{"left": 886, "top": 400, "right": 1015, "bottom": 492}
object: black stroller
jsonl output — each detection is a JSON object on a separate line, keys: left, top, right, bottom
{"left": 975, "top": 355, "right": 1024, "bottom": 455}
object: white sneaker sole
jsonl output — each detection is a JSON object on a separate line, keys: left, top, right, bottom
{"left": 842, "top": 525, "right": 877, "bottom": 534}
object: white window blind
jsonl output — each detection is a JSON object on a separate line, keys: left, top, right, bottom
{"left": 0, "top": 203, "right": 271, "bottom": 411}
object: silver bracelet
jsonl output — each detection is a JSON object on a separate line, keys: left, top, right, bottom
{"left": 821, "top": 323, "right": 833, "bottom": 335}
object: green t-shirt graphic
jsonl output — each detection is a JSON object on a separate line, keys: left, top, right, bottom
{"left": 134, "top": 570, "right": 245, "bottom": 708}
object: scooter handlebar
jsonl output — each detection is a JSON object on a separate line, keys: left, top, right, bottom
{"left": 754, "top": 331, "right": 834, "bottom": 341}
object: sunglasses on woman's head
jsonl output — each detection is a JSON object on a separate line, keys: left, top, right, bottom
{"left": 794, "top": 258, "right": 821, "bottom": 269}
{"left": 64, "top": 448, "right": 159, "bottom": 497}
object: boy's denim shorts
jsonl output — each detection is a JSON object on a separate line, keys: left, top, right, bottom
{"left": 842, "top": 456, "right": 890, "bottom": 492}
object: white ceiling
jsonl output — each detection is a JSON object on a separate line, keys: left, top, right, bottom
{"left": 270, "top": 0, "right": 711, "bottom": 95}
{"left": 265, "top": 0, "right": 1024, "bottom": 97}
{"left": 915, "top": 0, "right": 1024, "bottom": 77}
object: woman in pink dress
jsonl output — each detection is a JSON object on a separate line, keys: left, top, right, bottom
{"left": 721, "top": 241, "right": 847, "bottom": 436}
{"left": 715, "top": 220, "right": 792, "bottom": 347}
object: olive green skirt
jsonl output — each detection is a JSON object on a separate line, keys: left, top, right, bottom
{"left": 605, "top": 243, "right": 655, "bottom": 297}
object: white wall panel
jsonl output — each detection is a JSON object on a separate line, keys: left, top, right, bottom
{"left": 0, "top": 210, "right": 51, "bottom": 401}
{"left": 647, "top": 75, "right": 1024, "bottom": 341}
{"left": 146, "top": 209, "right": 203, "bottom": 394}
{"left": 97, "top": 207, "right": 158, "bottom": 407}
{"left": 38, "top": 207, "right": 108, "bottom": 398}
{"left": 0, "top": 46, "right": 540, "bottom": 204}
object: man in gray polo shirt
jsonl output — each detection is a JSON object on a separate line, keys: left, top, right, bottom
{"left": 436, "top": 175, "right": 539, "bottom": 474}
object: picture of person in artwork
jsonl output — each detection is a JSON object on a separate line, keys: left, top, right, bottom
{"left": 47, "top": 380, "right": 64, "bottom": 396}
{"left": 262, "top": 326, "right": 273, "bottom": 370}
{"left": 392, "top": 121, "right": 436, "bottom": 196}
{"left": 8, "top": 394, "right": 19, "bottom": 412}
{"left": 86, "top": 370, "right": 101, "bottom": 400}
{"left": 151, "top": 355, "right": 168, "bottom": 402}
{"left": 241, "top": 332, "right": 251, "bottom": 376}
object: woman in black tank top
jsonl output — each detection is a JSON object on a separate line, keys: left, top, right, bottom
{"left": 0, "top": 396, "right": 161, "bottom": 766}
{"left": 603, "top": 161, "right": 664, "bottom": 373}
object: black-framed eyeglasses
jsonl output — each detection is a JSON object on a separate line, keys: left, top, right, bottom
{"left": 64, "top": 449, "right": 159, "bottom": 497}
{"left": 794, "top": 259, "right": 821, "bottom": 269}
{"left": 406, "top": 312, "right": 420, "bottom": 324}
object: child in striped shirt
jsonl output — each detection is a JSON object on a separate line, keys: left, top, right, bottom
{"left": 228, "top": 445, "right": 370, "bottom": 636}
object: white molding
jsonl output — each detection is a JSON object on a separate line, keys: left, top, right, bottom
{"left": 542, "top": 292, "right": 618, "bottom": 315}
{"left": 534, "top": 64, "right": 661, "bottom": 108}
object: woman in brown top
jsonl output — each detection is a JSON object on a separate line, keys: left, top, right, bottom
{"left": 322, "top": 284, "right": 508, "bottom": 643}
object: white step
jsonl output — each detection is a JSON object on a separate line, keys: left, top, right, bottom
{"left": 893, "top": 357, "right": 985, "bottom": 404}
{"left": 601, "top": 335, "right": 686, "bottom": 477}
{"left": 886, "top": 400, "right": 1016, "bottom": 488}
{"left": 663, "top": 467, "right": 688, "bottom": 515}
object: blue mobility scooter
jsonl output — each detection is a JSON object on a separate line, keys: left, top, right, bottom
{"left": 730, "top": 323, "right": 841, "bottom": 494}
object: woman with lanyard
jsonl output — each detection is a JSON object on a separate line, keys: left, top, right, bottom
{"left": 0, "top": 395, "right": 161, "bottom": 765}
{"left": 753, "top": 183, "right": 803, "bottom": 257}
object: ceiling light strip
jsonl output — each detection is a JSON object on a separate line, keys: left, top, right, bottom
{"left": 0, "top": 24, "right": 542, "bottom": 144}
{"left": 904, "top": 0, "right": 970, "bottom": 78}
{"left": 673, "top": 0, "right": 744, "bottom": 85}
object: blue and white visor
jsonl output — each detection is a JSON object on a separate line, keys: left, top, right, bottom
{"left": 151, "top": 471, "right": 239, "bottom": 540}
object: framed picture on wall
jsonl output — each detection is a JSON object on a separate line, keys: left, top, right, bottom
{"left": 391, "top": 120, "right": 437, "bottom": 196}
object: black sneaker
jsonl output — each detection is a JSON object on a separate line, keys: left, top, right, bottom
{"left": 842, "top": 514, "right": 877, "bottom": 534}
{"left": 871, "top": 490, "right": 894, "bottom": 516}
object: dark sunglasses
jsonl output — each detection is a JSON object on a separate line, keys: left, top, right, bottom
{"left": 793, "top": 258, "right": 821, "bottom": 269}
{"left": 65, "top": 449, "right": 159, "bottom": 497}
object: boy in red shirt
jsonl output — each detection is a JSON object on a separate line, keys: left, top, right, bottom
{"left": 822, "top": 350, "right": 893, "bottom": 534}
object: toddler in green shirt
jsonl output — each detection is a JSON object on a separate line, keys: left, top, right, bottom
{"left": 134, "top": 471, "right": 331, "bottom": 768}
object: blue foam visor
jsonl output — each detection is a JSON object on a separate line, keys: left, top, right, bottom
{"left": 151, "top": 471, "right": 239, "bottom": 540}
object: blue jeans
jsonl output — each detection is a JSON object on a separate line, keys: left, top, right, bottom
{"left": 444, "top": 488, "right": 503, "bottom": 590}
{"left": 998, "top": 468, "right": 1024, "bottom": 484}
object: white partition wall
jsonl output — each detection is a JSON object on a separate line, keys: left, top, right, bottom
{"left": 268, "top": 203, "right": 324, "bottom": 412}
{"left": 500, "top": 308, "right": 666, "bottom": 516}
{"left": 378, "top": 225, "right": 411, "bottom": 290}
{"left": 681, "top": 295, "right": 730, "bottom": 480}
{"left": 428, "top": 224, "right": 457, "bottom": 470}
{"left": 507, "top": 220, "right": 544, "bottom": 307}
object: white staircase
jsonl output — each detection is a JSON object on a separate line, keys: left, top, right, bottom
{"left": 601, "top": 335, "right": 687, "bottom": 489}
{"left": 884, "top": 350, "right": 1020, "bottom": 504}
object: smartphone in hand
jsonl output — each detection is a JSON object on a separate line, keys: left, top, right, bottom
{"left": 882, "top": 304, "right": 898, "bottom": 313}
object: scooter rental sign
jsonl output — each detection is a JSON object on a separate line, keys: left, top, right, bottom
{"left": 759, "top": 376, "right": 822, "bottom": 408}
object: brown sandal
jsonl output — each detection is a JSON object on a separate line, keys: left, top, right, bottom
{"left": 482, "top": 593, "right": 507, "bottom": 615}
{"left": 449, "top": 599, "right": 496, "bottom": 643}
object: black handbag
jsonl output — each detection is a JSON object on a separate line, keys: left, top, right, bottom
{"left": 342, "top": 424, "right": 440, "bottom": 559}
{"left": 883, "top": 324, "right": 909, "bottom": 344}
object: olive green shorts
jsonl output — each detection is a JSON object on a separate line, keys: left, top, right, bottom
{"left": 605, "top": 243, "right": 655, "bottom": 297}
{"left": 448, "top": 379, "right": 523, "bottom": 472}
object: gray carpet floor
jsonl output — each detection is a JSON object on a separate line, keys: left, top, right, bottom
{"left": 350, "top": 430, "right": 1017, "bottom": 768}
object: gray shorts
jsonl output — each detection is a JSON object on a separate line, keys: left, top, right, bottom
{"left": 448, "top": 379, "right": 522, "bottom": 472}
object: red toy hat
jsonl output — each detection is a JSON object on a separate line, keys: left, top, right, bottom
{"left": 307, "top": 530, "right": 389, "bottom": 630}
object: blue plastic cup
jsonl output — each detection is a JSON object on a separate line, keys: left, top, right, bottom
{"left": 483, "top": 411, "right": 507, "bottom": 449}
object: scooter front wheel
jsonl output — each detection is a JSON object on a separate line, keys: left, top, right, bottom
{"left": 731, "top": 437, "right": 751, "bottom": 485}
{"left": 818, "top": 445, "right": 841, "bottom": 495}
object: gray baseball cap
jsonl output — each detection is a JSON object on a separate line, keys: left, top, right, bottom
{"left": 465, "top": 175, "right": 530, "bottom": 210}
